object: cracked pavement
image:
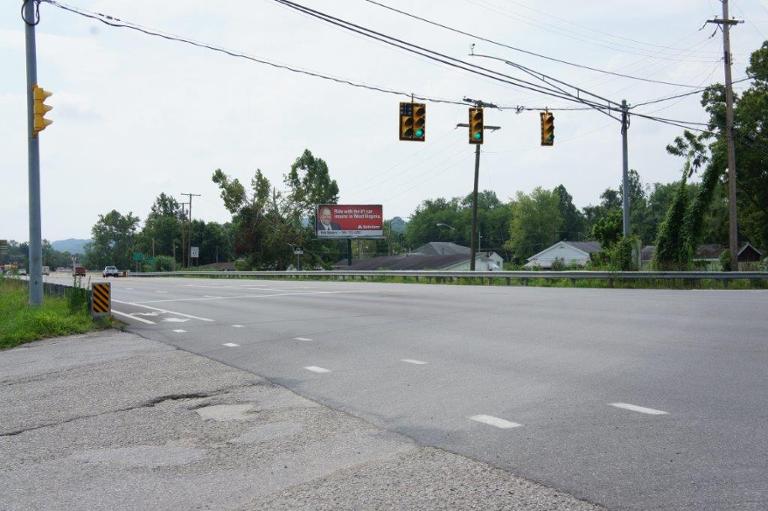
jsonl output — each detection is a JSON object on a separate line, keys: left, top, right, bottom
{"left": 0, "top": 330, "right": 604, "bottom": 510}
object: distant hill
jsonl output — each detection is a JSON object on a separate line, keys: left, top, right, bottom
{"left": 51, "top": 238, "right": 90, "bottom": 254}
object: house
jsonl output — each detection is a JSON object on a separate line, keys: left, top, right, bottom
{"left": 524, "top": 241, "right": 602, "bottom": 269}
{"left": 640, "top": 243, "right": 764, "bottom": 269}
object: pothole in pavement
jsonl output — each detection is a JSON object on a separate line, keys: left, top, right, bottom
{"left": 195, "top": 403, "right": 256, "bottom": 421}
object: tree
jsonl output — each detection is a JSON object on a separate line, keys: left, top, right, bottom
{"left": 84, "top": 210, "right": 140, "bottom": 269}
{"left": 554, "top": 185, "right": 586, "bottom": 241}
{"left": 654, "top": 174, "right": 691, "bottom": 270}
{"left": 284, "top": 149, "right": 339, "bottom": 218}
{"left": 505, "top": 187, "right": 562, "bottom": 263}
{"left": 139, "top": 193, "right": 184, "bottom": 262}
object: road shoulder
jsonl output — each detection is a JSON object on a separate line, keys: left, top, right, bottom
{"left": 0, "top": 330, "right": 604, "bottom": 510}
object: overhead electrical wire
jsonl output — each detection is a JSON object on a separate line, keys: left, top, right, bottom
{"left": 631, "top": 76, "right": 752, "bottom": 109}
{"left": 361, "top": 0, "right": 714, "bottom": 88}
{"left": 41, "top": 0, "right": 733, "bottom": 136}
{"left": 270, "top": 0, "right": 620, "bottom": 113}
{"left": 40, "top": 0, "right": 470, "bottom": 106}
{"left": 461, "top": 0, "right": 722, "bottom": 64}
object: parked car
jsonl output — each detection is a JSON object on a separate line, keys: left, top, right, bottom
{"left": 73, "top": 266, "right": 86, "bottom": 277}
{"left": 103, "top": 265, "right": 120, "bottom": 277}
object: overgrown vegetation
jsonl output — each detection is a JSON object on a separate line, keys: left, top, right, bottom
{"left": 0, "top": 278, "right": 96, "bottom": 349}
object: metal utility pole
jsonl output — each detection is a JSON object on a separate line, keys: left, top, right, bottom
{"left": 181, "top": 193, "right": 200, "bottom": 268}
{"left": 621, "top": 99, "right": 630, "bottom": 237}
{"left": 458, "top": 98, "right": 500, "bottom": 270}
{"left": 708, "top": 2, "right": 742, "bottom": 270}
{"left": 23, "top": 0, "right": 43, "bottom": 305}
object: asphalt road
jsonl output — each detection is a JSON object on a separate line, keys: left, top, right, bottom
{"left": 48, "top": 273, "right": 768, "bottom": 510}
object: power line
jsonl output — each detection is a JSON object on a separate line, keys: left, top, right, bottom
{"left": 41, "top": 0, "right": 469, "bottom": 107}
{"left": 632, "top": 76, "right": 752, "bottom": 108}
{"left": 362, "top": 0, "right": 713, "bottom": 88}
{"left": 271, "top": 0, "right": 619, "bottom": 112}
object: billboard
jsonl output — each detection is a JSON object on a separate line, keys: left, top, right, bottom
{"left": 316, "top": 204, "right": 384, "bottom": 239}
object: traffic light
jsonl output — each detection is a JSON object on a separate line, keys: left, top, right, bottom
{"left": 540, "top": 111, "right": 554, "bottom": 146}
{"left": 469, "top": 107, "right": 483, "bottom": 144}
{"left": 413, "top": 102, "right": 426, "bottom": 141}
{"left": 399, "top": 101, "right": 425, "bottom": 141}
{"left": 32, "top": 85, "right": 53, "bottom": 136}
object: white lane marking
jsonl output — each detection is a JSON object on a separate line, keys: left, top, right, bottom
{"left": 112, "top": 300, "right": 215, "bottom": 322}
{"left": 469, "top": 415, "right": 522, "bottom": 429}
{"left": 293, "top": 337, "right": 313, "bottom": 342}
{"left": 112, "top": 309, "right": 156, "bottom": 324}
{"left": 401, "top": 359, "right": 427, "bottom": 365}
{"left": 155, "top": 290, "right": 168, "bottom": 294}
{"left": 223, "top": 342, "right": 240, "bottom": 347}
{"left": 304, "top": 366, "right": 331, "bottom": 374}
{"left": 232, "top": 324, "right": 244, "bottom": 328}
{"left": 132, "top": 290, "right": 360, "bottom": 304}
{"left": 609, "top": 403, "right": 669, "bottom": 415}
{"left": 163, "top": 317, "right": 189, "bottom": 323}
{"left": 203, "top": 295, "right": 222, "bottom": 299}
{"left": 172, "top": 329, "right": 186, "bottom": 333}
{"left": 133, "top": 312, "right": 160, "bottom": 317}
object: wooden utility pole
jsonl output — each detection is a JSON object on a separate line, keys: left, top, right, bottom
{"left": 707, "top": 1, "right": 742, "bottom": 270}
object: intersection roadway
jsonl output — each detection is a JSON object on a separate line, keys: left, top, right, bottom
{"left": 45, "top": 273, "right": 768, "bottom": 510}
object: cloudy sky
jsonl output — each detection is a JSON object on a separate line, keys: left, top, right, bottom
{"left": 2, "top": 0, "right": 767, "bottom": 242}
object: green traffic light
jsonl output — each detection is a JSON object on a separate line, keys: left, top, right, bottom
{"left": 415, "top": 129, "right": 424, "bottom": 137}
{"left": 473, "top": 132, "right": 482, "bottom": 140}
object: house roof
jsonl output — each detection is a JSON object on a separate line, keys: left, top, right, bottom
{"left": 737, "top": 242, "right": 763, "bottom": 257}
{"left": 566, "top": 241, "right": 602, "bottom": 254}
{"left": 525, "top": 240, "right": 602, "bottom": 262}
{"left": 641, "top": 243, "right": 763, "bottom": 262}
{"left": 414, "top": 242, "right": 471, "bottom": 256}
{"left": 333, "top": 254, "right": 470, "bottom": 271}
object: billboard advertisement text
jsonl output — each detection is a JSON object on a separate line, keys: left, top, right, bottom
{"left": 315, "top": 205, "right": 383, "bottom": 239}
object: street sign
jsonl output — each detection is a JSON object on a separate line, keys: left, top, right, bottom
{"left": 132, "top": 252, "right": 144, "bottom": 262}
{"left": 294, "top": 249, "right": 304, "bottom": 255}
{"left": 190, "top": 246, "right": 199, "bottom": 259}
{"left": 91, "top": 282, "right": 111, "bottom": 318}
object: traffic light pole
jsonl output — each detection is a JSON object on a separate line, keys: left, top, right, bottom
{"left": 621, "top": 99, "right": 630, "bottom": 238}
{"left": 470, "top": 143, "right": 481, "bottom": 271}
{"left": 23, "top": 0, "right": 43, "bottom": 306}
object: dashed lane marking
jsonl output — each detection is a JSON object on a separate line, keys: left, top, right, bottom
{"left": 172, "top": 329, "right": 186, "bottom": 333}
{"left": 112, "top": 300, "right": 214, "bottom": 322}
{"left": 401, "top": 359, "right": 427, "bottom": 365}
{"left": 132, "top": 290, "right": 361, "bottom": 304}
{"left": 304, "top": 366, "right": 331, "bottom": 374}
{"left": 112, "top": 309, "right": 156, "bottom": 325}
{"left": 232, "top": 324, "right": 244, "bottom": 328}
{"left": 222, "top": 343, "right": 240, "bottom": 347}
{"left": 469, "top": 415, "right": 522, "bottom": 429}
{"left": 293, "top": 337, "right": 313, "bottom": 342}
{"left": 609, "top": 403, "right": 669, "bottom": 415}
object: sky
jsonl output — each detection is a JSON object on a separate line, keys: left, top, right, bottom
{"left": 2, "top": 0, "right": 767, "bottom": 242}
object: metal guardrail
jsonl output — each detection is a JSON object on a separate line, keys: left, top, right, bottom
{"left": 131, "top": 270, "right": 768, "bottom": 282}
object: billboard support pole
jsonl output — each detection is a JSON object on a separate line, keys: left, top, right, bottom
{"left": 347, "top": 239, "right": 352, "bottom": 266}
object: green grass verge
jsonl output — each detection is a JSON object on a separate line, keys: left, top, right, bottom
{"left": 0, "top": 279, "right": 97, "bottom": 350}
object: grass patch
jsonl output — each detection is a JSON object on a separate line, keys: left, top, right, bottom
{"left": 0, "top": 278, "right": 97, "bottom": 350}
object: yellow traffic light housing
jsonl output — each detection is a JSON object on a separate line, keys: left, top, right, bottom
{"left": 540, "top": 111, "right": 554, "bottom": 146}
{"left": 399, "top": 101, "right": 426, "bottom": 142}
{"left": 469, "top": 107, "right": 483, "bottom": 144}
{"left": 32, "top": 85, "right": 53, "bottom": 136}
{"left": 413, "top": 103, "right": 426, "bottom": 141}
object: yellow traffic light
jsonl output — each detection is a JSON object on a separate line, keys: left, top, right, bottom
{"left": 399, "top": 101, "right": 426, "bottom": 142}
{"left": 540, "top": 111, "right": 554, "bottom": 146}
{"left": 469, "top": 107, "right": 483, "bottom": 144}
{"left": 32, "top": 85, "right": 53, "bottom": 136}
